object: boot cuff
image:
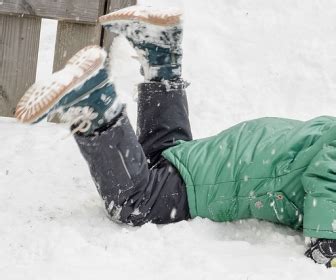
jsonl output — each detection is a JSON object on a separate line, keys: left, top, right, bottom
{"left": 138, "top": 79, "right": 190, "bottom": 93}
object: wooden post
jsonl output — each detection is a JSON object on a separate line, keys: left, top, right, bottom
{"left": 52, "top": 23, "right": 103, "bottom": 72}
{"left": 0, "top": 15, "right": 41, "bottom": 117}
{"left": 53, "top": 0, "right": 137, "bottom": 72}
{"left": 52, "top": 0, "right": 106, "bottom": 72}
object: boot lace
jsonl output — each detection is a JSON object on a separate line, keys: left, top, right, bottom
{"left": 61, "top": 106, "right": 98, "bottom": 134}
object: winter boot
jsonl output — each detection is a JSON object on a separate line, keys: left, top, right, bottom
{"left": 15, "top": 45, "right": 122, "bottom": 135}
{"left": 99, "top": 5, "right": 183, "bottom": 82}
{"left": 305, "top": 238, "right": 336, "bottom": 268}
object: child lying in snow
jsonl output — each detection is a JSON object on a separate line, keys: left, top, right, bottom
{"left": 15, "top": 6, "right": 336, "bottom": 267}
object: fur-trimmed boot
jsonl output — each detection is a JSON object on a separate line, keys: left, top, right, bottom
{"left": 15, "top": 46, "right": 122, "bottom": 135}
{"left": 100, "top": 5, "right": 183, "bottom": 82}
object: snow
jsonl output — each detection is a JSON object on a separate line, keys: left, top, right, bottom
{"left": 2, "top": 0, "right": 336, "bottom": 279}
{"left": 332, "top": 220, "right": 336, "bottom": 233}
{"left": 313, "top": 198, "right": 317, "bottom": 208}
{"left": 36, "top": 19, "right": 57, "bottom": 82}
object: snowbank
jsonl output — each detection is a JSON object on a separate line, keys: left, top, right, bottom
{"left": 2, "top": 0, "right": 336, "bottom": 279}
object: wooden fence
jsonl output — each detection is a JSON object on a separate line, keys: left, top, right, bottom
{"left": 0, "top": 0, "right": 136, "bottom": 117}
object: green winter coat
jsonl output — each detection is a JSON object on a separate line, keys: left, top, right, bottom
{"left": 162, "top": 116, "right": 336, "bottom": 239}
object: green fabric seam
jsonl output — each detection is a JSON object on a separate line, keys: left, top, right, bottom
{"left": 187, "top": 165, "right": 309, "bottom": 187}
{"left": 303, "top": 228, "right": 336, "bottom": 233}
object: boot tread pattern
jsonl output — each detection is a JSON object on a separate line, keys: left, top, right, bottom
{"left": 99, "top": 5, "right": 182, "bottom": 26}
{"left": 15, "top": 46, "right": 106, "bottom": 123}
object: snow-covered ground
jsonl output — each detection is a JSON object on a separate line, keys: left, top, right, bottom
{"left": 1, "top": 0, "right": 336, "bottom": 279}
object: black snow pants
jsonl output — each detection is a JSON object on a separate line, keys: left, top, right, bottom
{"left": 74, "top": 81, "right": 192, "bottom": 226}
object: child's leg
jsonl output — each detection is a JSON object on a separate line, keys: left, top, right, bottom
{"left": 137, "top": 80, "right": 192, "bottom": 167}
{"left": 74, "top": 109, "right": 190, "bottom": 226}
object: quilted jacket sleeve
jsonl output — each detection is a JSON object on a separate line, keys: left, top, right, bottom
{"left": 302, "top": 140, "right": 336, "bottom": 239}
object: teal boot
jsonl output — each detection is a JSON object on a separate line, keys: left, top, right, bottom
{"left": 16, "top": 46, "right": 122, "bottom": 135}
{"left": 99, "top": 6, "right": 183, "bottom": 82}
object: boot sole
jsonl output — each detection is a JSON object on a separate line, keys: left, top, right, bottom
{"left": 99, "top": 5, "right": 182, "bottom": 27}
{"left": 15, "top": 45, "right": 107, "bottom": 123}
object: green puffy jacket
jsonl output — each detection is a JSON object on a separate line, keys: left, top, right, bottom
{"left": 162, "top": 116, "right": 336, "bottom": 239}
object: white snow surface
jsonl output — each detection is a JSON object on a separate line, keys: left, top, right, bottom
{"left": 2, "top": 0, "right": 336, "bottom": 279}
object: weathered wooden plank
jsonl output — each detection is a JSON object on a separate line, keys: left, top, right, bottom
{"left": 53, "top": 0, "right": 137, "bottom": 72}
{"left": 108, "top": 0, "right": 136, "bottom": 13}
{"left": 0, "top": 0, "right": 101, "bottom": 24}
{"left": 0, "top": 15, "right": 41, "bottom": 117}
{"left": 102, "top": 0, "right": 137, "bottom": 50}
{"left": 53, "top": 0, "right": 137, "bottom": 71}
{"left": 52, "top": 23, "right": 102, "bottom": 72}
